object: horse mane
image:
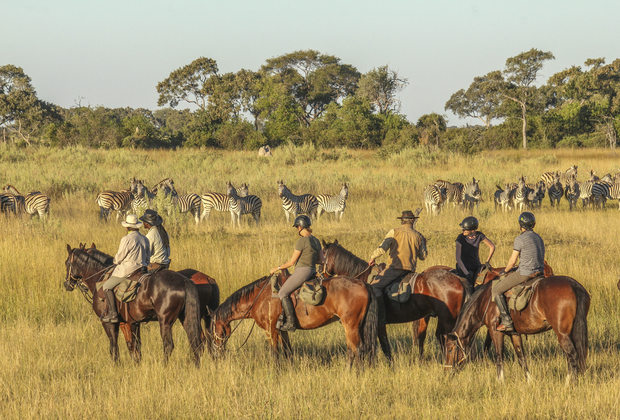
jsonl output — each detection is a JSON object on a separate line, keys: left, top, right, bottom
{"left": 85, "top": 247, "right": 114, "bottom": 265}
{"left": 215, "top": 276, "right": 270, "bottom": 323}
{"left": 72, "top": 248, "right": 109, "bottom": 275}
{"left": 324, "top": 241, "right": 367, "bottom": 276}
{"left": 453, "top": 282, "right": 491, "bottom": 335}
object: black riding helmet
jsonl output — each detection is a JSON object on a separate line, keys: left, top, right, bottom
{"left": 293, "top": 215, "right": 312, "bottom": 229}
{"left": 459, "top": 216, "right": 479, "bottom": 231}
{"left": 519, "top": 212, "right": 536, "bottom": 230}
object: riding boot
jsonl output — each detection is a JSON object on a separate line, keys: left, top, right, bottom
{"left": 279, "top": 296, "right": 297, "bottom": 332}
{"left": 102, "top": 289, "right": 119, "bottom": 323}
{"left": 494, "top": 293, "right": 514, "bottom": 333}
{"left": 376, "top": 295, "right": 387, "bottom": 326}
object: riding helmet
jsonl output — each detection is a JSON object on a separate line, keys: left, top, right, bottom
{"left": 293, "top": 215, "right": 312, "bottom": 229}
{"left": 518, "top": 212, "right": 536, "bottom": 230}
{"left": 459, "top": 216, "right": 479, "bottom": 231}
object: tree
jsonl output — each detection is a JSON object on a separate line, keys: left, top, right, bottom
{"left": 156, "top": 57, "right": 219, "bottom": 109}
{"left": 416, "top": 113, "right": 447, "bottom": 149}
{"left": 259, "top": 50, "right": 360, "bottom": 127}
{"left": 500, "top": 48, "right": 555, "bottom": 149}
{"left": 357, "top": 65, "right": 408, "bottom": 114}
{"left": 444, "top": 71, "right": 503, "bottom": 128}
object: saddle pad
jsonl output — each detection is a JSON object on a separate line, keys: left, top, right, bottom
{"left": 386, "top": 272, "right": 419, "bottom": 303}
{"left": 189, "top": 272, "right": 215, "bottom": 285}
{"left": 491, "top": 276, "right": 544, "bottom": 312}
{"left": 95, "top": 278, "right": 142, "bottom": 303}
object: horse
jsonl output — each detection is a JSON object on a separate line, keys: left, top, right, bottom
{"left": 64, "top": 245, "right": 203, "bottom": 367}
{"left": 211, "top": 272, "right": 378, "bottom": 369}
{"left": 444, "top": 276, "right": 590, "bottom": 382}
{"left": 78, "top": 243, "right": 220, "bottom": 356}
{"left": 321, "top": 239, "right": 469, "bottom": 362}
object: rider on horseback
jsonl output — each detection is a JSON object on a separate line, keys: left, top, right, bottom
{"left": 140, "top": 209, "right": 171, "bottom": 270}
{"left": 269, "top": 215, "right": 324, "bottom": 332}
{"left": 368, "top": 210, "right": 428, "bottom": 326}
{"left": 493, "top": 212, "right": 545, "bottom": 333}
{"left": 455, "top": 216, "right": 495, "bottom": 293}
{"left": 101, "top": 214, "right": 150, "bottom": 323}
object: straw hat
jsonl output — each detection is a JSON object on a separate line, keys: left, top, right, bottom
{"left": 121, "top": 214, "right": 143, "bottom": 228}
{"left": 396, "top": 210, "right": 419, "bottom": 220}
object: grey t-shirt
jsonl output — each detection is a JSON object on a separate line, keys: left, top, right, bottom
{"left": 514, "top": 230, "right": 545, "bottom": 276}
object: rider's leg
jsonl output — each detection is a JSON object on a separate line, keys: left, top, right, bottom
{"left": 102, "top": 276, "right": 124, "bottom": 323}
{"left": 277, "top": 267, "right": 315, "bottom": 332}
{"left": 491, "top": 272, "right": 528, "bottom": 332}
{"left": 371, "top": 268, "right": 408, "bottom": 326}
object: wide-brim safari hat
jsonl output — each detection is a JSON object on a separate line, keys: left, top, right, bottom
{"left": 139, "top": 209, "right": 163, "bottom": 227}
{"left": 121, "top": 214, "right": 143, "bottom": 228}
{"left": 396, "top": 210, "right": 419, "bottom": 220}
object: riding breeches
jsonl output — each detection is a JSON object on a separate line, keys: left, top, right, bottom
{"left": 371, "top": 268, "right": 411, "bottom": 297}
{"left": 278, "top": 266, "right": 316, "bottom": 299}
{"left": 491, "top": 271, "right": 529, "bottom": 298}
{"left": 103, "top": 275, "right": 126, "bottom": 291}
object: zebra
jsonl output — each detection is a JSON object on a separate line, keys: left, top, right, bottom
{"left": 592, "top": 177, "right": 613, "bottom": 209}
{"left": 607, "top": 180, "right": 620, "bottom": 210}
{"left": 130, "top": 179, "right": 155, "bottom": 213}
{"left": 565, "top": 176, "right": 580, "bottom": 211}
{"left": 525, "top": 181, "right": 545, "bottom": 209}
{"left": 227, "top": 181, "right": 262, "bottom": 227}
{"left": 497, "top": 183, "right": 516, "bottom": 212}
{"left": 435, "top": 180, "right": 464, "bottom": 207}
{"left": 578, "top": 180, "right": 595, "bottom": 208}
{"left": 236, "top": 183, "right": 250, "bottom": 198}
{"left": 424, "top": 184, "right": 444, "bottom": 215}
{"left": 548, "top": 172, "right": 563, "bottom": 208}
{"left": 171, "top": 193, "right": 202, "bottom": 224}
{"left": 0, "top": 192, "right": 23, "bottom": 215}
{"left": 316, "top": 183, "right": 349, "bottom": 221}
{"left": 463, "top": 178, "right": 482, "bottom": 211}
{"left": 513, "top": 176, "right": 530, "bottom": 211}
{"left": 541, "top": 165, "right": 578, "bottom": 187}
{"left": 0, "top": 194, "right": 12, "bottom": 214}
{"left": 587, "top": 170, "right": 599, "bottom": 182}
{"left": 96, "top": 189, "right": 134, "bottom": 222}
{"left": 2, "top": 185, "right": 50, "bottom": 218}
{"left": 200, "top": 182, "right": 253, "bottom": 223}
{"left": 277, "top": 180, "right": 318, "bottom": 223}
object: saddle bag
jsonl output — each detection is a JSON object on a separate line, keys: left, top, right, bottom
{"left": 299, "top": 276, "right": 325, "bottom": 306}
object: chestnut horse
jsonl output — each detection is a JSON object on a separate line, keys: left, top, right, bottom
{"left": 321, "top": 239, "right": 469, "bottom": 362}
{"left": 79, "top": 243, "right": 220, "bottom": 359}
{"left": 444, "top": 276, "right": 590, "bottom": 382}
{"left": 64, "top": 245, "right": 203, "bottom": 366}
{"left": 211, "top": 272, "right": 377, "bottom": 369}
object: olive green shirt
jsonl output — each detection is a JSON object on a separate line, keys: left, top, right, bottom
{"left": 294, "top": 236, "right": 321, "bottom": 268}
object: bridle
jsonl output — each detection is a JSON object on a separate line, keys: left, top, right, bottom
{"left": 65, "top": 251, "right": 112, "bottom": 304}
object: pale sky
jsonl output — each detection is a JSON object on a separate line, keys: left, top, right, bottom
{"left": 3, "top": 0, "right": 619, "bottom": 126}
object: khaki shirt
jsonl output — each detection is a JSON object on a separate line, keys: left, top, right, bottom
{"left": 111, "top": 231, "right": 150, "bottom": 278}
{"left": 146, "top": 227, "right": 171, "bottom": 265}
{"left": 370, "top": 224, "right": 427, "bottom": 271}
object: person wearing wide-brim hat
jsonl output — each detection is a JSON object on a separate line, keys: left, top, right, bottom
{"left": 139, "top": 209, "right": 171, "bottom": 271}
{"left": 101, "top": 214, "right": 151, "bottom": 323}
{"left": 368, "top": 210, "right": 428, "bottom": 326}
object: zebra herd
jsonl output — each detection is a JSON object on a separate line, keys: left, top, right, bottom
{"left": 423, "top": 178, "right": 482, "bottom": 215}
{"left": 95, "top": 178, "right": 349, "bottom": 226}
{"left": 0, "top": 184, "right": 50, "bottom": 218}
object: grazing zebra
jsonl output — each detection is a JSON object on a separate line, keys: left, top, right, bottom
{"left": 96, "top": 189, "right": 134, "bottom": 222}
{"left": 2, "top": 185, "right": 50, "bottom": 218}
{"left": 565, "top": 176, "right": 580, "bottom": 211}
{"left": 513, "top": 176, "right": 530, "bottom": 211}
{"left": 0, "top": 194, "right": 11, "bottom": 214}
{"left": 226, "top": 182, "right": 262, "bottom": 227}
{"left": 548, "top": 172, "right": 564, "bottom": 208}
{"left": 316, "top": 183, "right": 349, "bottom": 221}
{"left": 435, "top": 180, "right": 464, "bottom": 207}
{"left": 463, "top": 178, "right": 482, "bottom": 211}
{"left": 424, "top": 184, "right": 444, "bottom": 215}
{"left": 171, "top": 193, "right": 202, "bottom": 224}
{"left": 277, "top": 180, "right": 318, "bottom": 223}
{"left": 0, "top": 192, "right": 23, "bottom": 215}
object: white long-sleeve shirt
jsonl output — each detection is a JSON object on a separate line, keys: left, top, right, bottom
{"left": 111, "top": 231, "right": 150, "bottom": 278}
{"left": 146, "top": 226, "right": 171, "bottom": 265}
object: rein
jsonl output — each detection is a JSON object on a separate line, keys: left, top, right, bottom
{"left": 67, "top": 252, "right": 114, "bottom": 305}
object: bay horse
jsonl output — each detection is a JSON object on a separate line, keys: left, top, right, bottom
{"left": 444, "top": 276, "right": 590, "bottom": 382}
{"left": 64, "top": 245, "right": 203, "bottom": 367}
{"left": 211, "top": 272, "right": 378, "bottom": 369}
{"left": 78, "top": 243, "right": 220, "bottom": 358}
{"left": 322, "top": 239, "right": 469, "bottom": 362}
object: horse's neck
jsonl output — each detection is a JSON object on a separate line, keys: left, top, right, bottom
{"left": 457, "top": 286, "right": 492, "bottom": 338}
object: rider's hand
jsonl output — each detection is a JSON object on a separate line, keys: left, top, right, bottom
{"left": 368, "top": 259, "right": 375, "bottom": 267}
{"left": 498, "top": 270, "right": 506, "bottom": 276}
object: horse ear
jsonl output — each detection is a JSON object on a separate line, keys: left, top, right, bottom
{"left": 334, "top": 239, "right": 339, "bottom": 245}
{"left": 66, "top": 244, "right": 72, "bottom": 254}
{"left": 90, "top": 243, "right": 96, "bottom": 249}
{"left": 79, "top": 243, "right": 84, "bottom": 250}
{"left": 321, "top": 239, "right": 327, "bottom": 248}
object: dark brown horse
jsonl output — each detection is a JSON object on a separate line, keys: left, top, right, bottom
{"left": 79, "top": 243, "right": 220, "bottom": 357}
{"left": 322, "top": 239, "right": 469, "bottom": 362}
{"left": 211, "top": 272, "right": 378, "bottom": 369}
{"left": 64, "top": 245, "right": 203, "bottom": 366}
{"left": 444, "top": 276, "right": 590, "bottom": 382}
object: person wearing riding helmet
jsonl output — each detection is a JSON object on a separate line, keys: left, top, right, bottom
{"left": 269, "top": 215, "right": 324, "bottom": 332}
{"left": 455, "top": 216, "right": 495, "bottom": 293}
{"left": 492, "top": 211, "right": 545, "bottom": 333}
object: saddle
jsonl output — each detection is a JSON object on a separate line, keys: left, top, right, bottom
{"left": 270, "top": 271, "right": 325, "bottom": 306}
{"left": 96, "top": 267, "right": 150, "bottom": 303}
{"left": 500, "top": 272, "right": 545, "bottom": 312}
{"left": 385, "top": 272, "right": 419, "bottom": 303}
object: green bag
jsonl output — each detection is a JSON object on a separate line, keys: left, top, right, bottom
{"left": 299, "top": 280, "right": 325, "bottom": 306}
{"left": 508, "top": 284, "right": 534, "bottom": 311}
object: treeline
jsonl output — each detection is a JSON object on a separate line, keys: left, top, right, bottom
{"left": 1, "top": 49, "right": 619, "bottom": 151}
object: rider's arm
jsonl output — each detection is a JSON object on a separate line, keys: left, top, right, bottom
{"left": 368, "top": 230, "right": 395, "bottom": 264}
{"left": 113, "top": 236, "right": 129, "bottom": 265}
{"left": 455, "top": 242, "right": 468, "bottom": 275}
{"left": 270, "top": 250, "right": 302, "bottom": 275}
{"left": 417, "top": 235, "right": 428, "bottom": 261}
{"left": 482, "top": 237, "right": 495, "bottom": 264}
{"left": 318, "top": 248, "right": 325, "bottom": 265}
{"left": 504, "top": 249, "right": 520, "bottom": 273}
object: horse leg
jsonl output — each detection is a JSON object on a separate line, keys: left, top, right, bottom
{"left": 266, "top": 326, "right": 280, "bottom": 358}
{"left": 555, "top": 330, "right": 580, "bottom": 384}
{"left": 411, "top": 317, "right": 429, "bottom": 360}
{"left": 280, "top": 331, "right": 293, "bottom": 360}
{"left": 342, "top": 323, "right": 363, "bottom": 370}
{"left": 490, "top": 330, "right": 506, "bottom": 382}
{"left": 510, "top": 334, "right": 532, "bottom": 382}
{"left": 102, "top": 322, "right": 120, "bottom": 363}
{"left": 158, "top": 320, "right": 175, "bottom": 365}
{"left": 483, "top": 331, "right": 492, "bottom": 357}
{"left": 378, "top": 324, "right": 393, "bottom": 364}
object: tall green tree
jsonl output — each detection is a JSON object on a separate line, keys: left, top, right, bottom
{"left": 444, "top": 71, "right": 503, "bottom": 128}
{"left": 156, "top": 57, "right": 219, "bottom": 109}
{"left": 259, "top": 50, "right": 360, "bottom": 127}
{"left": 356, "top": 65, "right": 408, "bottom": 114}
{"left": 416, "top": 113, "right": 447, "bottom": 149}
{"left": 500, "top": 48, "right": 555, "bottom": 149}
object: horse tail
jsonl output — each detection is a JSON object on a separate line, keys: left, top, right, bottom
{"left": 183, "top": 279, "right": 203, "bottom": 367}
{"left": 359, "top": 281, "right": 378, "bottom": 361}
{"left": 570, "top": 280, "right": 590, "bottom": 373}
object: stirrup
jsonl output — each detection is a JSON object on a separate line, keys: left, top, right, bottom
{"left": 101, "top": 312, "right": 119, "bottom": 323}
{"left": 496, "top": 323, "right": 514, "bottom": 333}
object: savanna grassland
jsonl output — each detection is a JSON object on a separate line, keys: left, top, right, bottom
{"left": 2, "top": 144, "right": 620, "bottom": 419}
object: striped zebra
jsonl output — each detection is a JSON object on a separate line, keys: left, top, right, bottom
{"left": 130, "top": 179, "right": 155, "bottom": 213}
{"left": 496, "top": 183, "right": 515, "bottom": 212}
{"left": 227, "top": 182, "right": 262, "bottom": 227}
{"left": 200, "top": 182, "right": 252, "bottom": 223}
{"left": 525, "top": 181, "right": 545, "bottom": 209}
{"left": 514, "top": 176, "right": 530, "bottom": 211}
{"left": 424, "top": 184, "right": 444, "bottom": 215}
{"left": 236, "top": 183, "right": 250, "bottom": 198}
{"left": 0, "top": 194, "right": 11, "bottom": 214}
{"left": 316, "top": 183, "right": 349, "bottom": 221}
{"left": 435, "top": 180, "right": 464, "bottom": 207}
{"left": 565, "top": 176, "right": 580, "bottom": 211}
{"left": 548, "top": 172, "right": 563, "bottom": 208}
{"left": 578, "top": 180, "right": 594, "bottom": 208}
{"left": 277, "top": 180, "right": 318, "bottom": 223}
{"left": 96, "top": 189, "right": 134, "bottom": 222}
{"left": 0, "top": 192, "right": 23, "bottom": 215}
{"left": 2, "top": 185, "right": 50, "bottom": 218}
{"left": 541, "top": 165, "right": 578, "bottom": 187}
{"left": 607, "top": 180, "right": 620, "bottom": 210}
{"left": 463, "top": 178, "right": 482, "bottom": 211}
{"left": 587, "top": 170, "right": 599, "bottom": 182}
{"left": 592, "top": 178, "right": 612, "bottom": 209}
{"left": 171, "top": 193, "right": 202, "bottom": 224}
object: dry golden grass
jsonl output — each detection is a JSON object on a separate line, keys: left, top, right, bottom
{"left": 1, "top": 145, "right": 620, "bottom": 419}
